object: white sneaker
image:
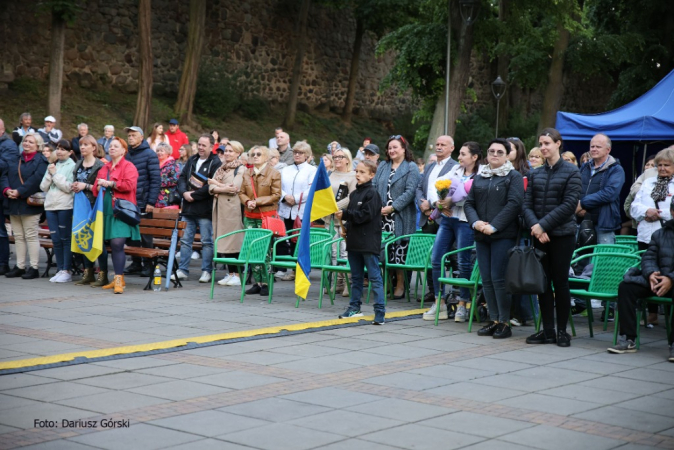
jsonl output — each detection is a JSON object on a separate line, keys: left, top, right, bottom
{"left": 218, "top": 274, "right": 232, "bottom": 286}
{"left": 199, "top": 271, "right": 211, "bottom": 283}
{"left": 226, "top": 275, "right": 241, "bottom": 286}
{"left": 191, "top": 251, "right": 200, "bottom": 260}
{"left": 55, "top": 271, "right": 72, "bottom": 283}
{"left": 423, "top": 303, "right": 448, "bottom": 321}
{"left": 455, "top": 305, "right": 467, "bottom": 322}
{"left": 171, "top": 270, "right": 188, "bottom": 281}
{"left": 176, "top": 251, "right": 181, "bottom": 258}
{"left": 274, "top": 270, "right": 286, "bottom": 279}
{"left": 50, "top": 270, "right": 65, "bottom": 282}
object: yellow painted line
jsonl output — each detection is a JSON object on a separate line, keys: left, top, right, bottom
{"left": 0, "top": 309, "right": 426, "bottom": 371}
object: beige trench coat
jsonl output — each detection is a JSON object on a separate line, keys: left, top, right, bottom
{"left": 210, "top": 166, "right": 244, "bottom": 253}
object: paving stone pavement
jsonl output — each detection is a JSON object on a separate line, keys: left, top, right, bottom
{"left": 1, "top": 255, "right": 674, "bottom": 449}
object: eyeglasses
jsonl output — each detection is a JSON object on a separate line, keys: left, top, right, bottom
{"left": 292, "top": 150, "right": 305, "bottom": 155}
{"left": 333, "top": 156, "right": 345, "bottom": 160}
{"left": 488, "top": 149, "right": 507, "bottom": 156}
{"left": 250, "top": 152, "right": 262, "bottom": 157}
{"left": 507, "top": 137, "right": 520, "bottom": 141}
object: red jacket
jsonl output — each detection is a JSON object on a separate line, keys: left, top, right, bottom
{"left": 93, "top": 157, "right": 139, "bottom": 206}
{"left": 166, "top": 128, "right": 189, "bottom": 160}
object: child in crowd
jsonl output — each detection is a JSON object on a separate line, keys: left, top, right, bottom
{"left": 335, "top": 160, "right": 386, "bottom": 324}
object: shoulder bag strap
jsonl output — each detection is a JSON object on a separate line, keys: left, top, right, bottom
{"left": 250, "top": 174, "right": 258, "bottom": 199}
{"left": 18, "top": 159, "right": 24, "bottom": 185}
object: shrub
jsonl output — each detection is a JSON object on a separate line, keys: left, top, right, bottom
{"left": 194, "top": 59, "right": 242, "bottom": 120}
{"left": 237, "top": 95, "right": 268, "bottom": 121}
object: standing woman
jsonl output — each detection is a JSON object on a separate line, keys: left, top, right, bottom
{"left": 522, "top": 128, "right": 581, "bottom": 347}
{"left": 2, "top": 132, "right": 49, "bottom": 279}
{"left": 40, "top": 139, "right": 76, "bottom": 282}
{"left": 238, "top": 146, "right": 282, "bottom": 296}
{"left": 176, "top": 144, "right": 192, "bottom": 174}
{"left": 92, "top": 137, "right": 140, "bottom": 294}
{"left": 373, "top": 135, "right": 421, "bottom": 299}
{"left": 154, "top": 142, "right": 180, "bottom": 209}
{"left": 464, "top": 139, "right": 524, "bottom": 338}
{"left": 326, "top": 148, "right": 357, "bottom": 296}
{"left": 69, "top": 135, "right": 107, "bottom": 286}
{"left": 147, "top": 123, "right": 170, "bottom": 151}
{"left": 210, "top": 140, "right": 245, "bottom": 287}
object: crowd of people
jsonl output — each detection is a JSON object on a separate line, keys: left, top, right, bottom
{"left": 0, "top": 113, "right": 672, "bottom": 360}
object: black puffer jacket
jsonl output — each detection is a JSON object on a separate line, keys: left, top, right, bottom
{"left": 464, "top": 169, "right": 524, "bottom": 241}
{"left": 343, "top": 180, "right": 382, "bottom": 255}
{"left": 0, "top": 152, "right": 48, "bottom": 216}
{"left": 523, "top": 157, "right": 581, "bottom": 237}
{"left": 177, "top": 153, "right": 222, "bottom": 218}
{"left": 125, "top": 139, "right": 160, "bottom": 209}
{"left": 642, "top": 219, "right": 674, "bottom": 282}
{"left": 0, "top": 133, "right": 20, "bottom": 165}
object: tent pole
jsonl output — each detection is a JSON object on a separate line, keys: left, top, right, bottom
{"left": 642, "top": 143, "right": 648, "bottom": 175}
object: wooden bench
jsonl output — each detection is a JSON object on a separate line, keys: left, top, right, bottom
{"left": 151, "top": 208, "right": 202, "bottom": 253}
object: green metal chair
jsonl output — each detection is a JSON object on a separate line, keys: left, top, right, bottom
{"left": 268, "top": 228, "right": 332, "bottom": 307}
{"left": 383, "top": 233, "right": 437, "bottom": 305}
{"left": 210, "top": 229, "right": 273, "bottom": 303}
{"left": 570, "top": 244, "right": 635, "bottom": 290}
{"left": 436, "top": 245, "right": 481, "bottom": 329}
{"left": 569, "top": 252, "right": 641, "bottom": 337}
{"left": 317, "top": 237, "right": 352, "bottom": 309}
{"left": 615, "top": 235, "right": 639, "bottom": 251}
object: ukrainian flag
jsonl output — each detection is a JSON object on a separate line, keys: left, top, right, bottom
{"left": 295, "top": 160, "right": 339, "bottom": 299}
{"left": 71, "top": 189, "right": 105, "bottom": 262}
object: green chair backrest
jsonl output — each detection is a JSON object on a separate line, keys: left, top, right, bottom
{"left": 615, "top": 235, "right": 638, "bottom": 244}
{"left": 240, "top": 229, "right": 273, "bottom": 264}
{"left": 469, "top": 259, "right": 481, "bottom": 283}
{"left": 587, "top": 253, "right": 641, "bottom": 294}
{"left": 403, "top": 234, "right": 437, "bottom": 268}
{"left": 291, "top": 229, "right": 331, "bottom": 257}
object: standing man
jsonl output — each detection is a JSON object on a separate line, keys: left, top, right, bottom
{"left": 576, "top": 133, "right": 625, "bottom": 244}
{"left": 0, "top": 118, "right": 20, "bottom": 275}
{"left": 269, "top": 127, "right": 282, "bottom": 150}
{"left": 362, "top": 143, "right": 380, "bottom": 166}
{"left": 173, "top": 134, "right": 221, "bottom": 282}
{"left": 276, "top": 132, "right": 293, "bottom": 166}
{"left": 97, "top": 125, "right": 115, "bottom": 158}
{"left": 12, "top": 113, "right": 36, "bottom": 146}
{"left": 71, "top": 123, "right": 89, "bottom": 159}
{"left": 123, "top": 126, "right": 161, "bottom": 277}
{"left": 416, "top": 135, "right": 457, "bottom": 303}
{"left": 37, "top": 116, "right": 63, "bottom": 144}
{"left": 166, "top": 119, "right": 189, "bottom": 160}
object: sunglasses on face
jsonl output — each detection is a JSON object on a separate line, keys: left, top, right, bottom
{"left": 488, "top": 149, "right": 506, "bottom": 156}
{"left": 250, "top": 152, "right": 262, "bottom": 157}
{"left": 333, "top": 156, "right": 345, "bottom": 160}
{"left": 389, "top": 135, "right": 406, "bottom": 145}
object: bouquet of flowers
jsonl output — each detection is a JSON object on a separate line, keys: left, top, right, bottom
{"left": 429, "top": 178, "right": 453, "bottom": 221}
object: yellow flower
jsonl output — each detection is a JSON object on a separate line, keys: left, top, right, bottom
{"left": 435, "top": 179, "right": 452, "bottom": 191}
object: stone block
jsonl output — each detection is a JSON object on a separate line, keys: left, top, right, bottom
{"left": 109, "top": 63, "right": 122, "bottom": 75}
{"left": 65, "top": 48, "right": 79, "bottom": 60}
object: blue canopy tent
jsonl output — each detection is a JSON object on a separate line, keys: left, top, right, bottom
{"left": 556, "top": 69, "right": 674, "bottom": 220}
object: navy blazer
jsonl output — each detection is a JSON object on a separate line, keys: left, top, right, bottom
{"left": 416, "top": 158, "right": 457, "bottom": 227}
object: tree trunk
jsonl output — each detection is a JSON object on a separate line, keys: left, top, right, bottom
{"left": 134, "top": 0, "right": 153, "bottom": 132}
{"left": 425, "top": 86, "right": 447, "bottom": 157}
{"left": 341, "top": 17, "right": 364, "bottom": 123}
{"left": 445, "top": 1, "right": 475, "bottom": 137}
{"left": 47, "top": 12, "right": 66, "bottom": 123}
{"left": 174, "top": 0, "right": 206, "bottom": 126}
{"left": 283, "top": 0, "right": 311, "bottom": 130}
{"left": 538, "top": 22, "right": 570, "bottom": 130}
{"left": 496, "top": 0, "right": 510, "bottom": 132}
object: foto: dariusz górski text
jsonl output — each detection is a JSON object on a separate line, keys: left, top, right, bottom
{"left": 34, "top": 419, "right": 130, "bottom": 428}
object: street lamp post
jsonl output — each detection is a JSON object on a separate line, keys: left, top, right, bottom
{"left": 491, "top": 75, "right": 506, "bottom": 138}
{"left": 444, "top": 0, "right": 480, "bottom": 135}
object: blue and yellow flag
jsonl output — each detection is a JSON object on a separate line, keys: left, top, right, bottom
{"left": 295, "top": 160, "right": 339, "bottom": 299}
{"left": 71, "top": 189, "right": 105, "bottom": 262}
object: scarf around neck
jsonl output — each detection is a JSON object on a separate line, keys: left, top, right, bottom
{"left": 651, "top": 175, "right": 673, "bottom": 204}
{"left": 479, "top": 160, "right": 514, "bottom": 178}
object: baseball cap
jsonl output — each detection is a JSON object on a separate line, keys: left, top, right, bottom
{"left": 169, "top": 119, "right": 179, "bottom": 125}
{"left": 44, "top": 116, "right": 56, "bottom": 123}
{"left": 364, "top": 143, "right": 380, "bottom": 155}
{"left": 216, "top": 145, "right": 226, "bottom": 153}
{"left": 124, "top": 126, "right": 144, "bottom": 136}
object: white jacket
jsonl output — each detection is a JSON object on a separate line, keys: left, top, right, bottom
{"left": 40, "top": 158, "right": 75, "bottom": 211}
{"left": 278, "top": 162, "right": 316, "bottom": 220}
{"left": 630, "top": 176, "right": 674, "bottom": 243}
{"left": 436, "top": 164, "right": 483, "bottom": 222}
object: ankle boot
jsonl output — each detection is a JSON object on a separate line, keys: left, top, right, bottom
{"left": 74, "top": 268, "right": 96, "bottom": 286}
{"left": 102, "top": 274, "right": 125, "bottom": 289}
{"left": 113, "top": 275, "right": 124, "bottom": 294}
{"left": 91, "top": 271, "right": 110, "bottom": 287}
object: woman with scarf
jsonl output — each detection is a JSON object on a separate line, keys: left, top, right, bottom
{"left": 209, "top": 140, "right": 244, "bottom": 287}
{"left": 154, "top": 142, "right": 180, "bottom": 209}
{"left": 630, "top": 147, "right": 674, "bottom": 326}
{"left": 464, "top": 138, "right": 524, "bottom": 339}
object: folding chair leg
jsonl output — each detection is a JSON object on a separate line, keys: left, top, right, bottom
{"left": 267, "top": 267, "right": 273, "bottom": 304}
{"left": 318, "top": 272, "right": 325, "bottom": 309}
{"left": 209, "top": 268, "right": 216, "bottom": 299}
{"left": 529, "top": 295, "right": 541, "bottom": 333}
{"left": 613, "top": 308, "right": 620, "bottom": 345}
{"left": 434, "top": 295, "right": 441, "bottom": 326}
{"left": 666, "top": 305, "right": 673, "bottom": 346}
{"left": 467, "top": 289, "right": 477, "bottom": 333}
{"left": 568, "top": 312, "right": 576, "bottom": 337}
{"left": 587, "top": 301, "right": 594, "bottom": 338}
{"left": 240, "top": 266, "right": 248, "bottom": 303}
{"left": 636, "top": 308, "right": 642, "bottom": 349}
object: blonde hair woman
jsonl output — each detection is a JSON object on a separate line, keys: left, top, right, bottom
{"left": 528, "top": 147, "right": 543, "bottom": 168}
{"left": 562, "top": 151, "right": 577, "bottom": 166}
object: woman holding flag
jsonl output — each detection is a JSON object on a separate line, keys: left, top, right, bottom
{"left": 93, "top": 137, "right": 140, "bottom": 294}
{"left": 238, "top": 145, "right": 282, "bottom": 296}
{"left": 69, "top": 135, "right": 107, "bottom": 286}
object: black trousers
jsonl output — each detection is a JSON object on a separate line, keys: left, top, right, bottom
{"left": 638, "top": 242, "right": 659, "bottom": 315}
{"left": 535, "top": 234, "right": 576, "bottom": 332}
{"left": 618, "top": 281, "right": 674, "bottom": 341}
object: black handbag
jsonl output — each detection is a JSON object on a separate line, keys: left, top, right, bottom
{"left": 168, "top": 190, "right": 182, "bottom": 205}
{"left": 505, "top": 238, "right": 547, "bottom": 295}
{"left": 577, "top": 219, "right": 597, "bottom": 247}
{"left": 107, "top": 171, "right": 141, "bottom": 226}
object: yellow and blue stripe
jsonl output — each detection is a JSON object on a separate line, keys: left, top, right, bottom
{"left": 71, "top": 189, "right": 105, "bottom": 262}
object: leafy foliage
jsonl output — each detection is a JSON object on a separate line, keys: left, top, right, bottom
{"left": 194, "top": 59, "right": 243, "bottom": 120}
{"left": 37, "top": 0, "right": 84, "bottom": 24}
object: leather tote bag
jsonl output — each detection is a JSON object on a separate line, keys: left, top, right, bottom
{"left": 505, "top": 238, "right": 547, "bottom": 295}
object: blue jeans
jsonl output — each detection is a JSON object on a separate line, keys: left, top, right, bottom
{"left": 431, "top": 218, "right": 474, "bottom": 301}
{"left": 348, "top": 251, "right": 385, "bottom": 315}
{"left": 476, "top": 238, "right": 516, "bottom": 323}
{"left": 597, "top": 230, "right": 615, "bottom": 244}
{"left": 179, "top": 215, "right": 214, "bottom": 273}
{"left": 0, "top": 201, "right": 8, "bottom": 266}
{"left": 46, "top": 210, "right": 73, "bottom": 272}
